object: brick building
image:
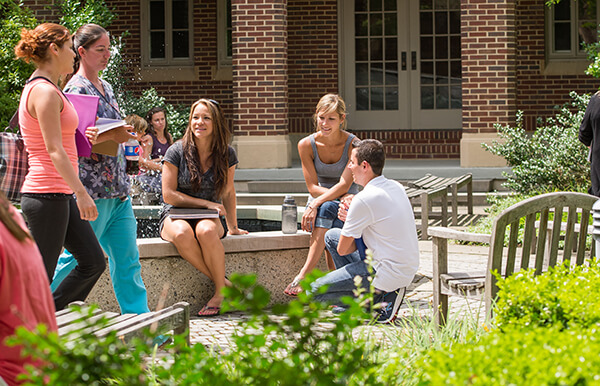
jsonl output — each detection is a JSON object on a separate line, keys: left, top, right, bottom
{"left": 24, "top": 0, "right": 599, "bottom": 168}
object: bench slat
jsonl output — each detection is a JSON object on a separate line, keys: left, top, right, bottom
{"left": 56, "top": 302, "right": 190, "bottom": 346}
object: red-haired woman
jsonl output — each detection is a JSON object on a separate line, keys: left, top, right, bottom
{"left": 14, "top": 23, "right": 105, "bottom": 310}
{"left": 159, "top": 99, "right": 247, "bottom": 316}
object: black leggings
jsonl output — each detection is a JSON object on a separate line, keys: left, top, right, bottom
{"left": 21, "top": 193, "right": 106, "bottom": 310}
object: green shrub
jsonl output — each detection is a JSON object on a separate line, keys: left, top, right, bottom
{"left": 376, "top": 303, "right": 487, "bottom": 385}
{"left": 8, "top": 272, "right": 390, "bottom": 385}
{"left": 0, "top": 0, "right": 115, "bottom": 129}
{"left": 0, "top": 0, "right": 37, "bottom": 129}
{"left": 483, "top": 93, "right": 591, "bottom": 195}
{"left": 493, "top": 261, "right": 600, "bottom": 330}
{"left": 6, "top": 305, "right": 158, "bottom": 385}
{"left": 58, "top": 0, "right": 115, "bottom": 32}
{"left": 416, "top": 325, "right": 600, "bottom": 385}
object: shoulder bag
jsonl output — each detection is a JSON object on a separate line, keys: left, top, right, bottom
{"left": 0, "top": 111, "right": 28, "bottom": 203}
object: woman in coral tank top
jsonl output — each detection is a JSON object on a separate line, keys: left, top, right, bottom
{"left": 14, "top": 23, "right": 105, "bottom": 311}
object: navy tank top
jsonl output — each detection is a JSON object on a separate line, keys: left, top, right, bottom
{"left": 150, "top": 132, "right": 171, "bottom": 159}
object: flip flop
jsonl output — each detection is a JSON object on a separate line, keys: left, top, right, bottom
{"left": 283, "top": 278, "right": 302, "bottom": 297}
{"left": 197, "top": 304, "right": 221, "bottom": 317}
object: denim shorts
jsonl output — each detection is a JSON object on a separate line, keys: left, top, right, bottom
{"left": 312, "top": 200, "right": 344, "bottom": 229}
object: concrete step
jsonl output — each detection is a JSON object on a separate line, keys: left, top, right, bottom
{"left": 238, "top": 179, "right": 509, "bottom": 194}
{"left": 235, "top": 191, "right": 509, "bottom": 207}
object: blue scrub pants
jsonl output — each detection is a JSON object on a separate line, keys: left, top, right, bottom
{"left": 51, "top": 197, "right": 150, "bottom": 314}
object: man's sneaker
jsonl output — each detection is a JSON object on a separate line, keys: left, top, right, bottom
{"left": 374, "top": 287, "right": 406, "bottom": 324}
{"left": 330, "top": 305, "right": 348, "bottom": 314}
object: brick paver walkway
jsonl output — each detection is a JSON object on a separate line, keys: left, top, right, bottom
{"left": 189, "top": 240, "right": 490, "bottom": 349}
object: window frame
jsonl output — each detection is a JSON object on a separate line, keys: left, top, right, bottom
{"left": 140, "top": 0, "right": 194, "bottom": 67}
{"left": 545, "top": 0, "right": 599, "bottom": 61}
{"left": 217, "top": 0, "right": 232, "bottom": 69}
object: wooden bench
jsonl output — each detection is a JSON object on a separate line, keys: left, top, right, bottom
{"left": 428, "top": 191, "right": 598, "bottom": 326}
{"left": 56, "top": 301, "right": 190, "bottom": 345}
{"left": 405, "top": 184, "right": 449, "bottom": 240}
{"left": 409, "top": 173, "right": 473, "bottom": 226}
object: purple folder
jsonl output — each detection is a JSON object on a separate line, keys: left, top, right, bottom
{"left": 66, "top": 93, "right": 99, "bottom": 157}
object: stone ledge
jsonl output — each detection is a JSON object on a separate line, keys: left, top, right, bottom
{"left": 86, "top": 231, "right": 322, "bottom": 315}
{"left": 137, "top": 231, "right": 312, "bottom": 257}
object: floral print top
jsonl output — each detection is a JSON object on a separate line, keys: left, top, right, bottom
{"left": 64, "top": 74, "right": 130, "bottom": 199}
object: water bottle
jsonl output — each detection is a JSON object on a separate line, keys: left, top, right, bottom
{"left": 124, "top": 137, "right": 140, "bottom": 175}
{"left": 282, "top": 195, "right": 297, "bottom": 234}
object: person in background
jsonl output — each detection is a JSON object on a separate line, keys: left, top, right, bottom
{"left": 284, "top": 94, "right": 359, "bottom": 296}
{"left": 310, "top": 139, "right": 420, "bottom": 324}
{"left": 160, "top": 98, "right": 247, "bottom": 317}
{"left": 136, "top": 107, "right": 172, "bottom": 198}
{"left": 0, "top": 191, "right": 58, "bottom": 386}
{"left": 125, "top": 114, "right": 148, "bottom": 141}
{"left": 14, "top": 23, "right": 105, "bottom": 310}
{"left": 579, "top": 90, "right": 600, "bottom": 197}
{"left": 50, "top": 23, "right": 150, "bottom": 315}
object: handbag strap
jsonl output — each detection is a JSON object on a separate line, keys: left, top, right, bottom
{"left": 4, "top": 76, "right": 68, "bottom": 134}
{"left": 7, "top": 111, "right": 19, "bottom": 131}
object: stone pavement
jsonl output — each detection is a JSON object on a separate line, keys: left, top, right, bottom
{"left": 188, "top": 239, "right": 490, "bottom": 350}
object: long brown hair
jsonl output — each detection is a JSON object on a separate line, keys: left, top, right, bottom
{"left": 0, "top": 192, "right": 31, "bottom": 242}
{"left": 182, "top": 99, "right": 231, "bottom": 198}
{"left": 145, "top": 107, "right": 173, "bottom": 144}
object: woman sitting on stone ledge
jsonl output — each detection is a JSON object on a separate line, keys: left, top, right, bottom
{"left": 159, "top": 98, "right": 247, "bottom": 317}
{"left": 284, "top": 94, "right": 359, "bottom": 297}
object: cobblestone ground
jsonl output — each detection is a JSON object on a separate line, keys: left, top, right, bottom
{"left": 189, "top": 240, "right": 490, "bottom": 350}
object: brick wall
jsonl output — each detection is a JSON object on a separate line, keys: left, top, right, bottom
{"left": 350, "top": 129, "right": 462, "bottom": 159}
{"left": 23, "top": 0, "right": 594, "bottom": 160}
{"left": 515, "top": 1, "right": 597, "bottom": 130}
{"left": 105, "top": 0, "right": 234, "bottom": 115}
{"left": 461, "top": 0, "right": 518, "bottom": 136}
{"left": 287, "top": 0, "right": 338, "bottom": 133}
{"left": 231, "top": 0, "right": 288, "bottom": 137}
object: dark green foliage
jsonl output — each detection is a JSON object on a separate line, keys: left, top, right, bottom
{"left": 58, "top": 0, "right": 115, "bottom": 32}
{"left": 0, "top": 0, "right": 37, "bottom": 129}
{"left": 494, "top": 261, "right": 600, "bottom": 330}
{"left": 416, "top": 326, "right": 600, "bottom": 385}
{"left": 0, "top": 0, "right": 115, "bottom": 129}
{"left": 8, "top": 273, "right": 387, "bottom": 385}
{"left": 6, "top": 304, "right": 157, "bottom": 385}
{"left": 153, "top": 271, "right": 386, "bottom": 385}
{"left": 414, "top": 261, "right": 600, "bottom": 385}
{"left": 483, "top": 93, "right": 591, "bottom": 195}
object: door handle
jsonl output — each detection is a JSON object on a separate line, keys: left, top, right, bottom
{"left": 402, "top": 52, "right": 407, "bottom": 71}
{"left": 411, "top": 51, "right": 417, "bottom": 70}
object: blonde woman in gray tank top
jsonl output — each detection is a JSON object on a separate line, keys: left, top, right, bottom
{"left": 284, "top": 94, "right": 360, "bottom": 297}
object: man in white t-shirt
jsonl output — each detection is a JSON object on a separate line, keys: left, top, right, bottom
{"left": 310, "top": 139, "right": 420, "bottom": 323}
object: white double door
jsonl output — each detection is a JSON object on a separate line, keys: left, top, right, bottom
{"left": 340, "top": 0, "right": 462, "bottom": 130}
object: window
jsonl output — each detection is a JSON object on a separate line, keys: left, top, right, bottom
{"left": 142, "top": 0, "right": 193, "bottom": 66}
{"left": 218, "top": 0, "right": 233, "bottom": 68}
{"left": 547, "top": 0, "right": 598, "bottom": 60}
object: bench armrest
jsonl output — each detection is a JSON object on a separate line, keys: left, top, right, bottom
{"left": 427, "top": 226, "right": 491, "bottom": 244}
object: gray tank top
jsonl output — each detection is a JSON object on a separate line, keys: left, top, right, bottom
{"left": 310, "top": 133, "right": 359, "bottom": 195}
